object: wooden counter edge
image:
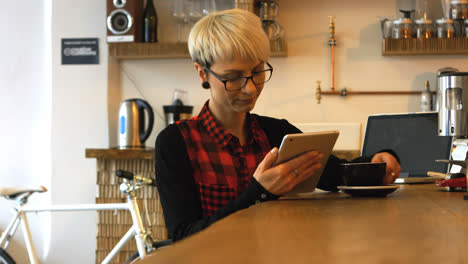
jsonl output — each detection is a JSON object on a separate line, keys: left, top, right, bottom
{"left": 85, "top": 148, "right": 155, "bottom": 160}
{"left": 85, "top": 148, "right": 359, "bottom": 161}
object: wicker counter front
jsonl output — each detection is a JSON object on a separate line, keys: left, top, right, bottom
{"left": 86, "top": 148, "right": 167, "bottom": 264}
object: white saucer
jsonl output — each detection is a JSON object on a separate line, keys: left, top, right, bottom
{"left": 337, "top": 185, "right": 399, "bottom": 197}
{"left": 338, "top": 185, "right": 399, "bottom": 190}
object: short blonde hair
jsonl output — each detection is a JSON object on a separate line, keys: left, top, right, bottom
{"left": 188, "top": 8, "right": 270, "bottom": 67}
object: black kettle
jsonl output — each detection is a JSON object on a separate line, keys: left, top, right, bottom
{"left": 118, "top": 98, "right": 154, "bottom": 148}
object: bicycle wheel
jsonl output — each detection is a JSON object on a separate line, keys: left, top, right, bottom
{"left": 0, "top": 248, "right": 15, "bottom": 264}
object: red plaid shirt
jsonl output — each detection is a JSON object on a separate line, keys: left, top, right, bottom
{"left": 177, "top": 101, "right": 271, "bottom": 216}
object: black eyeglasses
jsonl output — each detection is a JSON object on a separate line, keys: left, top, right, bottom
{"left": 203, "top": 62, "right": 273, "bottom": 91}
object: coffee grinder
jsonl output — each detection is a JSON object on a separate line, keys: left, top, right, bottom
{"left": 437, "top": 71, "right": 468, "bottom": 198}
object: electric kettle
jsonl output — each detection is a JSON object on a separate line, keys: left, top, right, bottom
{"left": 118, "top": 98, "right": 154, "bottom": 148}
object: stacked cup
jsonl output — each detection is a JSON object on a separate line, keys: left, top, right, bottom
{"left": 257, "top": 1, "right": 284, "bottom": 52}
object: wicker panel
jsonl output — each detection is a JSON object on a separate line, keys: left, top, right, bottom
{"left": 94, "top": 158, "right": 167, "bottom": 264}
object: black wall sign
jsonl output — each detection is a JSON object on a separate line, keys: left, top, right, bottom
{"left": 61, "top": 38, "right": 99, "bottom": 65}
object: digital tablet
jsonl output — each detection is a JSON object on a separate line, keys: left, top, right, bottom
{"left": 275, "top": 131, "right": 340, "bottom": 194}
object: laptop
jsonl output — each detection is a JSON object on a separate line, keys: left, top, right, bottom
{"left": 361, "top": 112, "right": 453, "bottom": 184}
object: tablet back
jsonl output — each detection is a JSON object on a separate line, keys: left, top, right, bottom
{"left": 276, "top": 131, "right": 339, "bottom": 194}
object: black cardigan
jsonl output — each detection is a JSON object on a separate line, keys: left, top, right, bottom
{"left": 155, "top": 115, "right": 376, "bottom": 242}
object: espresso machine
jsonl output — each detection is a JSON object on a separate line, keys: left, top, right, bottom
{"left": 437, "top": 71, "right": 468, "bottom": 196}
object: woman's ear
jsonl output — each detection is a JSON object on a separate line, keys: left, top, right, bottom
{"left": 194, "top": 62, "right": 210, "bottom": 89}
{"left": 194, "top": 62, "right": 207, "bottom": 83}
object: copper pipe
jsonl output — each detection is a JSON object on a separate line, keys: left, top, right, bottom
{"left": 331, "top": 45, "right": 335, "bottom": 92}
{"left": 321, "top": 91, "right": 437, "bottom": 96}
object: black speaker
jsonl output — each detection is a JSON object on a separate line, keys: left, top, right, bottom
{"left": 106, "top": 0, "right": 143, "bottom": 42}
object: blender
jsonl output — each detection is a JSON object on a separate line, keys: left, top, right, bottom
{"left": 163, "top": 89, "right": 194, "bottom": 126}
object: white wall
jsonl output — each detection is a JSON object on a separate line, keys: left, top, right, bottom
{"left": 49, "top": 0, "right": 108, "bottom": 262}
{"left": 0, "top": 1, "right": 51, "bottom": 263}
{"left": 1, "top": 0, "right": 107, "bottom": 263}
{"left": 119, "top": 0, "right": 468, "bottom": 149}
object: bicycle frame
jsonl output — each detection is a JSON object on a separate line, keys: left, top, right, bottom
{"left": 0, "top": 194, "right": 149, "bottom": 264}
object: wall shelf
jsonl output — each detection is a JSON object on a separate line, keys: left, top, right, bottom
{"left": 108, "top": 42, "right": 190, "bottom": 59}
{"left": 382, "top": 38, "right": 468, "bottom": 56}
{"left": 108, "top": 40, "right": 287, "bottom": 60}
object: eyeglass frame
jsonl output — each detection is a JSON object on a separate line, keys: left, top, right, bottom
{"left": 203, "top": 62, "right": 273, "bottom": 91}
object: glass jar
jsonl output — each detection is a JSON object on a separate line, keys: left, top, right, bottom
{"left": 392, "top": 19, "right": 413, "bottom": 39}
{"left": 465, "top": 19, "right": 468, "bottom": 36}
{"left": 415, "top": 18, "right": 433, "bottom": 38}
{"left": 436, "top": 18, "right": 455, "bottom": 38}
{"left": 381, "top": 18, "right": 394, "bottom": 39}
{"left": 450, "top": 0, "right": 468, "bottom": 19}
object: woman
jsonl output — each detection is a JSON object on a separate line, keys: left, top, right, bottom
{"left": 155, "top": 9, "right": 401, "bottom": 242}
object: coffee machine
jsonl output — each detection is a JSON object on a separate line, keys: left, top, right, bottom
{"left": 437, "top": 71, "right": 468, "bottom": 196}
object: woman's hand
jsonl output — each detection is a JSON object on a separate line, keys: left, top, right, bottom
{"left": 371, "top": 152, "right": 401, "bottom": 184}
{"left": 253, "top": 148, "right": 324, "bottom": 195}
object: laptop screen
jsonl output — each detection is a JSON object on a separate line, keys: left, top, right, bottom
{"left": 362, "top": 112, "right": 453, "bottom": 178}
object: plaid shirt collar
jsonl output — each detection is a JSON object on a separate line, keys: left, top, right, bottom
{"left": 198, "top": 100, "right": 260, "bottom": 148}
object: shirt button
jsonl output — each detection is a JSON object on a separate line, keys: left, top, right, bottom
{"left": 255, "top": 200, "right": 261, "bottom": 204}
{"left": 261, "top": 193, "right": 267, "bottom": 199}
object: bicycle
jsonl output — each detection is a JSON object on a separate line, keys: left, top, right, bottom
{"left": 0, "top": 170, "right": 171, "bottom": 264}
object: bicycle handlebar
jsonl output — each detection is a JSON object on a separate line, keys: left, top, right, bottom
{"left": 116, "top": 170, "right": 156, "bottom": 186}
{"left": 116, "top": 170, "right": 134, "bottom": 180}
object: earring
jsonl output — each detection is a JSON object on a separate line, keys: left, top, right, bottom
{"left": 202, "top": 81, "right": 211, "bottom": 89}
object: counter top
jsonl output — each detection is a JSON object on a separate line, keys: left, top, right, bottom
{"left": 137, "top": 184, "right": 468, "bottom": 264}
{"left": 85, "top": 148, "right": 154, "bottom": 160}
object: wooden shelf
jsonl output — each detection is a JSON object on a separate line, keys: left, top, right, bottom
{"left": 382, "top": 38, "right": 468, "bottom": 56}
{"left": 85, "top": 148, "right": 154, "bottom": 160}
{"left": 108, "top": 42, "right": 190, "bottom": 59}
{"left": 108, "top": 41, "right": 287, "bottom": 60}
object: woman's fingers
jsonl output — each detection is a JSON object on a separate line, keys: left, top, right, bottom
{"left": 254, "top": 150, "right": 325, "bottom": 195}
{"left": 372, "top": 152, "right": 402, "bottom": 184}
{"left": 291, "top": 161, "right": 323, "bottom": 186}
{"left": 254, "top": 148, "right": 279, "bottom": 177}
{"left": 281, "top": 154, "right": 324, "bottom": 192}
{"left": 281, "top": 151, "right": 323, "bottom": 172}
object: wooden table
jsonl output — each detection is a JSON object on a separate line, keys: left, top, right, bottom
{"left": 138, "top": 184, "right": 468, "bottom": 264}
